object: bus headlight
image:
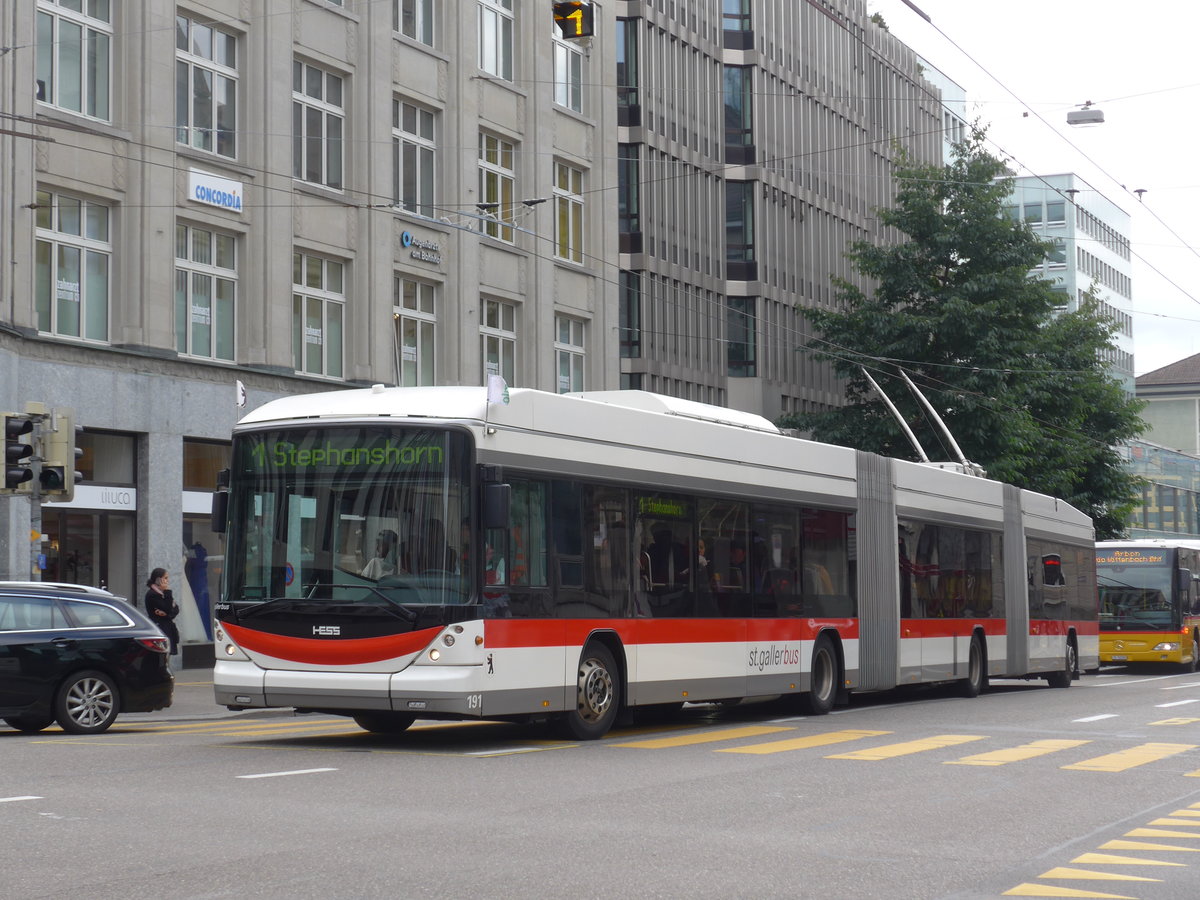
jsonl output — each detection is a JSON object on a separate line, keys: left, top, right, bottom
{"left": 443, "top": 633, "right": 456, "bottom": 647}
{"left": 429, "top": 648, "right": 441, "bottom": 661}
{"left": 1152, "top": 642, "right": 1180, "bottom": 651}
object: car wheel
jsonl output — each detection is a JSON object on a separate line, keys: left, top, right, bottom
{"left": 55, "top": 670, "right": 120, "bottom": 734}
{"left": 4, "top": 715, "right": 55, "bottom": 733}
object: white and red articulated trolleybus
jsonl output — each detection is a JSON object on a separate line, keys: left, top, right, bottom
{"left": 211, "top": 387, "right": 1097, "bottom": 738}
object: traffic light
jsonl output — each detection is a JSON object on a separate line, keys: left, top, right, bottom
{"left": 3, "top": 413, "right": 35, "bottom": 492}
{"left": 39, "top": 408, "right": 83, "bottom": 502}
{"left": 553, "top": 2, "right": 594, "bottom": 39}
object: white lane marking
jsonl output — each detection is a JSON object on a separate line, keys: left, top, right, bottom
{"left": 1074, "top": 714, "right": 1119, "bottom": 722}
{"left": 464, "top": 747, "right": 555, "bottom": 757}
{"left": 0, "top": 796, "right": 43, "bottom": 803}
{"left": 1091, "top": 675, "right": 1184, "bottom": 686}
{"left": 1162, "top": 682, "right": 1200, "bottom": 690}
{"left": 1155, "top": 699, "right": 1200, "bottom": 708}
{"left": 235, "top": 767, "right": 337, "bottom": 779}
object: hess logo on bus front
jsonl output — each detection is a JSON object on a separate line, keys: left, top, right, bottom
{"left": 313, "top": 625, "right": 341, "bottom": 636}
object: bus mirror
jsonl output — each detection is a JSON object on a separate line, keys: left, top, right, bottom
{"left": 1177, "top": 568, "right": 1191, "bottom": 595}
{"left": 211, "top": 491, "right": 229, "bottom": 534}
{"left": 482, "top": 482, "right": 510, "bottom": 530}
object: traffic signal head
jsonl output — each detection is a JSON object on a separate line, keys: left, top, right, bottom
{"left": 39, "top": 409, "right": 83, "bottom": 502}
{"left": 553, "top": 2, "right": 594, "bottom": 39}
{"left": 4, "top": 413, "right": 35, "bottom": 492}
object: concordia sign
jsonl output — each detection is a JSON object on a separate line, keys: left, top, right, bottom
{"left": 188, "top": 168, "right": 244, "bottom": 213}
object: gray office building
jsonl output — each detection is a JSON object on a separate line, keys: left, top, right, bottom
{"left": 1, "top": 0, "right": 941, "bottom": 654}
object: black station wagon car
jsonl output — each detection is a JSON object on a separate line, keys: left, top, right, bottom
{"left": 0, "top": 582, "right": 174, "bottom": 734}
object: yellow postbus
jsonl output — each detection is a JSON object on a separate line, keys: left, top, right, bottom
{"left": 1096, "top": 540, "right": 1200, "bottom": 671}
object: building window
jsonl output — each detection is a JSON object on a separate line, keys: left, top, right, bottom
{"left": 395, "top": 0, "right": 434, "bottom": 45}
{"left": 481, "top": 297, "right": 516, "bottom": 385}
{"left": 554, "top": 28, "right": 583, "bottom": 112}
{"left": 479, "top": 133, "right": 516, "bottom": 242}
{"left": 616, "top": 19, "right": 640, "bottom": 125}
{"left": 34, "top": 189, "right": 109, "bottom": 342}
{"left": 175, "top": 16, "right": 237, "bottom": 158}
{"left": 723, "top": 66, "right": 754, "bottom": 155}
{"left": 479, "top": 0, "right": 513, "bottom": 81}
{"left": 555, "top": 316, "right": 585, "bottom": 393}
{"left": 619, "top": 271, "right": 642, "bottom": 359}
{"left": 1046, "top": 238, "right": 1067, "bottom": 268}
{"left": 723, "top": 0, "right": 751, "bottom": 31}
{"left": 726, "top": 181, "right": 756, "bottom": 279}
{"left": 292, "top": 252, "right": 344, "bottom": 378}
{"left": 292, "top": 61, "right": 344, "bottom": 189}
{"left": 1023, "top": 202, "right": 1042, "bottom": 225}
{"left": 175, "top": 224, "right": 236, "bottom": 361}
{"left": 394, "top": 275, "right": 437, "bottom": 386}
{"left": 554, "top": 162, "right": 584, "bottom": 263}
{"left": 35, "top": 0, "right": 111, "bottom": 120}
{"left": 727, "top": 297, "right": 757, "bottom": 377}
{"left": 393, "top": 99, "right": 436, "bottom": 217}
{"left": 1046, "top": 199, "right": 1066, "bottom": 225}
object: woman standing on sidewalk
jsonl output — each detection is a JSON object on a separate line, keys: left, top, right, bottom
{"left": 144, "top": 567, "right": 180, "bottom": 655}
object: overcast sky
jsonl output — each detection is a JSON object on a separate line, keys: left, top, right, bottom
{"left": 867, "top": 0, "right": 1200, "bottom": 375}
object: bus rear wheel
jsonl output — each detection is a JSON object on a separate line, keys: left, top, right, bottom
{"left": 561, "top": 642, "right": 620, "bottom": 740}
{"left": 353, "top": 712, "right": 416, "bottom": 734}
{"left": 801, "top": 635, "right": 838, "bottom": 715}
{"left": 958, "top": 635, "right": 985, "bottom": 698}
{"left": 1047, "top": 641, "right": 1076, "bottom": 689}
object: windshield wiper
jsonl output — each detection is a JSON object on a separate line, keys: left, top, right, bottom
{"left": 363, "top": 587, "right": 420, "bottom": 623}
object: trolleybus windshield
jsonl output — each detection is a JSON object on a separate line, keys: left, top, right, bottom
{"left": 1096, "top": 549, "right": 1179, "bottom": 630}
{"left": 222, "top": 426, "right": 472, "bottom": 615}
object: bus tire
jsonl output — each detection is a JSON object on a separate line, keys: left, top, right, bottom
{"left": 958, "top": 634, "right": 985, "bottom": 698}
{"left": 1183, "top": 632, "right": 1199, "bottom": 673}
{"left": 561, "top": 642, "right": 620, "bottom": 740}
{"left": 801, "top": 635, "right": 838, "bottom": 715}
{"left": 353, "top": 712, "right": 416, "bottom": 734}
{"left": 1047, "top": 640, "right": 1076, "bottom": 689}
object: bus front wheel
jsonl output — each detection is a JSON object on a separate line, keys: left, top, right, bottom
{"left": 353, "top": 712, "right": 416, "bottom": 734}
{"left": 561, "top": 642, "right": 620, "bottom": 740}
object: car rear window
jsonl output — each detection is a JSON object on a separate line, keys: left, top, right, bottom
{"left": 63, "top": 599, "right": 129, "bottom": 628}
{"left": 0, "top": 595, "right": 67, "bottom": 631}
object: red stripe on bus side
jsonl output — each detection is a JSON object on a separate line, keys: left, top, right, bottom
{"left": 223, "top": 621, "right": 441, "bottom": 665}
{"left": 483, "top": 617, "right": 861, "bottom": 648}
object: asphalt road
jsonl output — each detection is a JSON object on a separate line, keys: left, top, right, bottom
{"left": 3, "top": 665, "right": 1199, "bottom": 900}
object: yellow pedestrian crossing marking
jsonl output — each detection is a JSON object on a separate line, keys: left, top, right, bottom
{"left": 1071, "top": 853, "right": 1183, "bottom": 867}
{"left": 1062, "top": 742, "right": 1196, "bottom": 772}
{"left": 1038, "top": 866, "right": 1161, "bottom": 882}
{"left": 1151, "top": 717, "right": 1200, "bottom": 725}
{"left": 1003, "top": 884, "right": 1137, "bottom": 897}
{"left": 826, "top": 733, "right": 985, "bottom": 760}
{"left": 1147, "top": 817, "right": 1200, "bottom": 828}
{"left": 1124, "top": 827, "right": 1200, "bottom": 840}
{"left": 1100, "top": 839, "right": 1200, "bottom": 853}
{"left": 947, "top": 739, "right": 1091, "bottom": 767}
{"left": 714, "top": 729, "right": 891, "bottom": 755}
{"left": 613, "top": 725, "right": 794, "bottom": 749}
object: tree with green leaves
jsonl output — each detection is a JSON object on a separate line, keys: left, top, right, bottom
{"left": 787, "top": 130, "right": 1145, "bottom": 539}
